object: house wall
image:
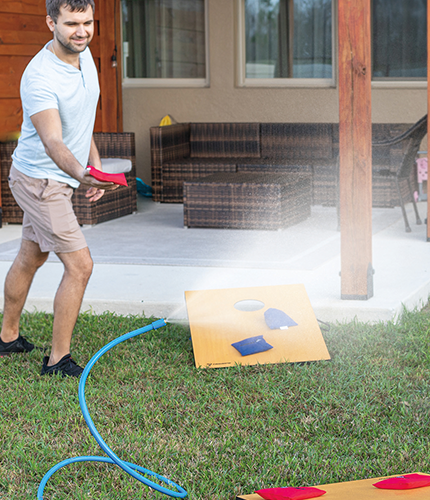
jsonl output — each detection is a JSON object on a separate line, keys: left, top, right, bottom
{"left": 122, "top": 0, "right": 427, "bottom": 184}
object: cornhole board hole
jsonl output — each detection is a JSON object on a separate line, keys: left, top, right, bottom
{"left": 236, "top": 473, "right": 430, "bottom": 500}
{"left": 184, "top": 284, "right": 330, "bottom": 369}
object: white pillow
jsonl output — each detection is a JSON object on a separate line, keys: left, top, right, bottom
{"left": 101, "top": 158, "right": 132, "bottom": 174}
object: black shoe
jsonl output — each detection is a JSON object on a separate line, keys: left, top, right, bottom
{"left": 0, "top": 335, "right": 35, "bottom": 357}
{"left": 41, "top": 354, "right": 84, "bottom": 378}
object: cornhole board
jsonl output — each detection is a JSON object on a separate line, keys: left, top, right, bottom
{"left": 185, "top": 284, "right": 330, "bottom": 369}
{"left": 236, "top": 474, "right": 430, "bottom": 500}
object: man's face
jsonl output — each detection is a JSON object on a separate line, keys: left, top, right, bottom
{"left": 47, "top": 4, "right": 94, "bottom": 54}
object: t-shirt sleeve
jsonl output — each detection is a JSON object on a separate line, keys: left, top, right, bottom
{"left": 21, "top": 71, "right": 59, "bottom": 117}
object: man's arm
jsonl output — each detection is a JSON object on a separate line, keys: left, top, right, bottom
{"left": 85, "top": 135, "right": 109, "bottom": 201}
{"left": 30, "top": 108, "right": 116, "bottom": 201}
{"left": 88, "top": 135, "right": 102, "bottom": 171}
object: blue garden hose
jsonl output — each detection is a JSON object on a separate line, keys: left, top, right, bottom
{"left": 37, "top": 319, "right": 188, "bottom": 499}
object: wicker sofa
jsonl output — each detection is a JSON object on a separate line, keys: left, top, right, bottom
{"left": 150, "top": 121, "right": 422, "bottom": 209}
{"left": 0, "top": 132, "right": 137, "bottom": 226}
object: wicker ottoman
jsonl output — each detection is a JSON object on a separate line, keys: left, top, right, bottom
{"left": 183, "top": 172, "right": 311, "bottom": 230}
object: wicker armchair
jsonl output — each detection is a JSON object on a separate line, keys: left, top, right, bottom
{"left": 372, "top": 115, "right": 427, "bottom": 232}
{"left": 72, "top": 132, "right": 137, "bottom": 225}
{"left": 0, "top": 132, "right": 137, "bottom": 226}
{"left": 0, "top": 141, "right": 22, "bottom": 224}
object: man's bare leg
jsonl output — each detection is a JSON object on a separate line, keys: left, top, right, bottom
{"left": 48, "top": 247, "right": 93, "bottom": 366}
{"left": 0, "top": 240, "right": 49, "bottom": 343}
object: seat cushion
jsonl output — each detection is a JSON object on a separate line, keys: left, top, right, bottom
{"left": 101, "top": 158, "right": 132, "bottom": 173}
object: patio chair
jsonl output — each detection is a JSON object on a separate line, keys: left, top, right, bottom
{"left": 372, "top": 114, "right": 427, "bottom": 232}
{"left": 0, "top": 141, "right": 22, "bottom": 224}
{"left": 336, "top": 115, "right": 427, "bottom": 232}
{"left": 72, "top": 132, "right": 137, "bottom": 225}
{"left": 0, "top": 132, "right": 137, "bottom": 226}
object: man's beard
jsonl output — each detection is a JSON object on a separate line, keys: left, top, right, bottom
{"left": 55, "top": 31, "right": 91, "bottom": 54}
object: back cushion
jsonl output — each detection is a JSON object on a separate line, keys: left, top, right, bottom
{"left": 372, "top": 123, "right": 413, "bottom": 169}
{"left": 190, "top": 123, "right": 260, "bottom": 158}
{"left": 372, "top": 123, "right": 411, "bottom": 142}
{"left": 261, "top": 123, "right": 334, "bottom": 160}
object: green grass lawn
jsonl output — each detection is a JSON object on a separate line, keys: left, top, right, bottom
{"left": 1, "top": 308, "right": 429, "bottom": 499}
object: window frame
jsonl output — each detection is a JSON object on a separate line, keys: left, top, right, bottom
{"left": 121, "top": 0, "right": 210, "bottom": 88}
{"left": 235, "top": 0, "right": 337, "bottom": 88}
{"left": 371, "top": 80, "right": 427, "bottom": 89}
{"left": 370, "top": 0, "right": 427, "bottom": 88}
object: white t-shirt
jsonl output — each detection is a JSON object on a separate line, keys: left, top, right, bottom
{"left": 12, "top": 42, "right": 100, "bottom": 188}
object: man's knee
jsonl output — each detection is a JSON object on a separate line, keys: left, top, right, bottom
{"left": 20, "top": 254, "right": 49, "bottom": 273}
{"left": 73, "top": 253, "right": 93, "bottom": 284}
{"left": 80, "top": 254, "right": 94, "bottom": 282}
{"left": 17, "top": 240, "right": 49, "bottom": 272}
{"left": 59, "top": 248, "right": 93, "bottom": 284}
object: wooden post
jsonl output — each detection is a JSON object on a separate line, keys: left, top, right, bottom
{"left": 427, "top": 0, "right": 430, "bottom": 241}
{"left": 338, "top": 0, "right": 373, "bottom": 299}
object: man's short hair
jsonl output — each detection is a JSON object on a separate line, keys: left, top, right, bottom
{"left": 46, "top": 0, "right": 95, "bottom": 23}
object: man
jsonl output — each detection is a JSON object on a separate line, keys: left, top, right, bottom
{"left": 0, "top": 0, "right": 117, "bottom": 377}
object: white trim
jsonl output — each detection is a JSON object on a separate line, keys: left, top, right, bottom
{"left": 205, "top": 0, "right": 211, "bottom": 87}
{"left": 236, "top": 0, "right": 336, "bottom": 88}
{"left": 121, "top": 0, "right": 210, "bottom": 88}
{"left": 239, "top": 78, "right": 335, "bottom": 88}
{"left": 122, "top": 78, "right": 209, "bottom": 89}
{"left": 235, "top": 0, "right": 246, "bottom": 87}
{"left": 371, "top": 80, "right": 427, "bottom": 89}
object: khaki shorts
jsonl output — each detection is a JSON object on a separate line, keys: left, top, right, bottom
{"left": 9, "top": 165, "right": 87, "bottom": 254}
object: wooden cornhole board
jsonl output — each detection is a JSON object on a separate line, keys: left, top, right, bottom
{"left": 236, "top": 474, "right": 430, "bottom": 500}
{"left": 185, "top": 284, "right": 330, "bottom": 369}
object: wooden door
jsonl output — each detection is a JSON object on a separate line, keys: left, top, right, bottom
{"left": 0, "top": 0, "right": 122, "bottom": 138}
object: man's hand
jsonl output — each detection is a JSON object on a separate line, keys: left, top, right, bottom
{"left": 85, "top": 187, "right": 105, "bottom": 202}
{"left": 79, "top": 167, "right": 119, "bottom": 190}
{"left": 81, "top": 169, "right": 119, "bottom": 202}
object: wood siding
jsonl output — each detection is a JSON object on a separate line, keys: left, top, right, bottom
{"left": 0, "top": 1, "right": 49, "bottom": 135}
{"left": 0, "top": 0, "right": 122, "bottom": 137}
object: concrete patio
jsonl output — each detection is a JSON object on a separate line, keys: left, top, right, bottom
{"left": 0, "top": 196, "right": 429, "bottom": 324}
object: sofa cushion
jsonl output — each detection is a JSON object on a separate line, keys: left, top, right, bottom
{"left": 261, "top": 123, "right": 334, "bottom": 160}
{"left": 190, "top": 123, "right": 260, "bottom": 158}
{"left": 237, "top": 160, "right": 317, "bottom": 173}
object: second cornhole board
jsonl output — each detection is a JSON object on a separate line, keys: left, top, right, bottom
{"left": 185, "top": 284, "right": 330, "bottom": 369}
{"left": 236, "top": 474, "right": 430, "bottom": 499}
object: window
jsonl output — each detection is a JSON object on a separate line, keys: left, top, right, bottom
{"left": 122, "top": 0, "right": 208, "bottom": 86}
{"left": 372, "top": 0, "right": 427, "bottom": 80}
{"left": 240, "top": 0, "right": 334, "bottom": 86}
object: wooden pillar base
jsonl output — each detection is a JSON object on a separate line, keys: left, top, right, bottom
{"left": 341, "top": 264, "right": 374, "bottom": 300}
